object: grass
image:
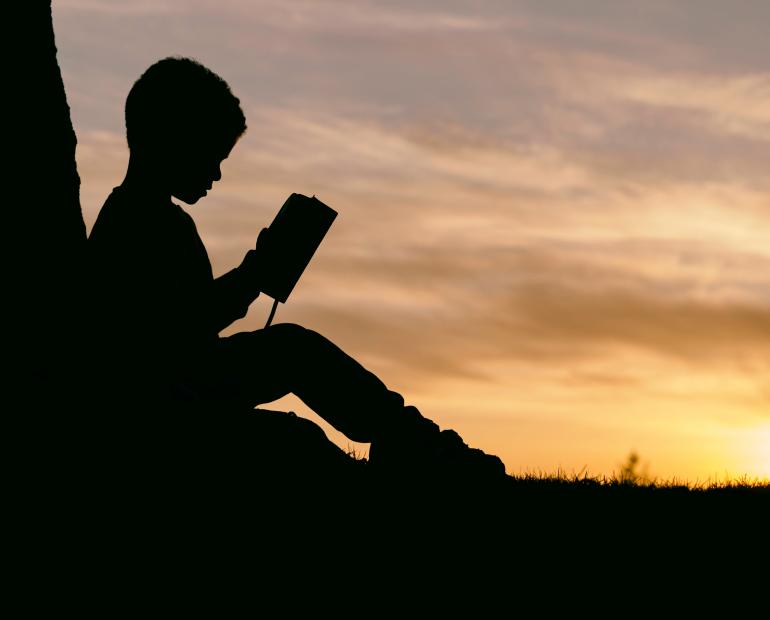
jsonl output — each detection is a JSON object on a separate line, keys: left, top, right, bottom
{"left": 346, "top": 444, "right": 769, "bottom": 495}
{"left": 507, "top": 467, "right": 769, "bottom": 492}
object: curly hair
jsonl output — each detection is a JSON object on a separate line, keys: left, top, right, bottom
{"left": 125, "top": 56, "right": 247, "bottom": 152}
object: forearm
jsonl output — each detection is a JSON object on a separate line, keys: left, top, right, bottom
{"left": 210, "top": 265, "right": 260, "bottom": 332}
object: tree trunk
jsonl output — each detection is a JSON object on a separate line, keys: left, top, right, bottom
{"left": 8, "top": 2, "right": 86, "bottom": 409}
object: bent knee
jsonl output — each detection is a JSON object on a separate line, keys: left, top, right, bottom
{"left": 266, "top": 322, "right": 324, "bottom": 349}
{"left": 266, "top": 322, "right": 307, "bottom": 338}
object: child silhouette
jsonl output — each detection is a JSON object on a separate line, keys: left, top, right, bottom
{"left": 87, "top": 56, "right": 504, "bottom": 478}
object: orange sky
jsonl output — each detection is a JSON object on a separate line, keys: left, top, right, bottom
{"left": 54, "top": 0, "right": 770, "bottom": 480}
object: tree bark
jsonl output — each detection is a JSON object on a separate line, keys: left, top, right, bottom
{"left": 8, "top": 2, "right": 86, "bottom": 407}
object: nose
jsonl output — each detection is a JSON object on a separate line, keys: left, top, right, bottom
{"left": 212, "top": 165, "right": 222, "bottom": 183}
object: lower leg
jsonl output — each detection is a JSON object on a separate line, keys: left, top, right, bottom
{"left": 284, "top": 326, "right": 434, "bottom": 442}
{"left": 217, "top": 323, "right": 432, "bottom": 442}
{"left": 217, "top": 324, "right": 505, "bottom": 478}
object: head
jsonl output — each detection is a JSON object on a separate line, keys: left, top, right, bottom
{"left": 125, "top": 56, "right": 247, "bottom": 204}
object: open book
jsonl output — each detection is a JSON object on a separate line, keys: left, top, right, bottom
{"left": 259, "top": 193, "right": 337, "bottom": 303}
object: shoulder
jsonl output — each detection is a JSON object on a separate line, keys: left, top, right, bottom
{"left": 89, "top": 187, "right": 172, "bottom": 260}
{"left": 90, "top": 188, "right": 187, "bottom": 240}
{"left": 89, "top": 187, "right": 133, "bottom": 244}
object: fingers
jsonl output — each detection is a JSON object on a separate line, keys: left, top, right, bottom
{"left": 256, "top": 226, "right": 270, "bottom": 249}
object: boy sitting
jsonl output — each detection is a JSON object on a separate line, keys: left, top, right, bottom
{"left": 87, "top": 56, "right": 504, "bottom": 478}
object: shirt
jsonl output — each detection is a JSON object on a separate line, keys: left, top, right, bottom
{"left": 87, "top": 185, "right": 258, "bottom": 386}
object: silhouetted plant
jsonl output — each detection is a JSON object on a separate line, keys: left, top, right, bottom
{"left": 617, "top": 451, "right": 652, "bottom": 486}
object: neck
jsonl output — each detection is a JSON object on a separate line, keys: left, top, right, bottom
{"left": 121, "top": 152, "right": 170, "bottom": 203}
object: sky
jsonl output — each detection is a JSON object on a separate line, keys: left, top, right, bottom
{"left": 53, "top": 0, "right": 770, "bottom": 480}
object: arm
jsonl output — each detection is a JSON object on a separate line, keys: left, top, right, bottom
{"left": 207, "top": 227, "right": 275, "bottom": 333}
{"left": 208, "top": 262, "right": 260, "bottom": 333}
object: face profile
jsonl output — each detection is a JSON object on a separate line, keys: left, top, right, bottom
{"left": 165, "top": 138, "right": 235, "bottom": 205}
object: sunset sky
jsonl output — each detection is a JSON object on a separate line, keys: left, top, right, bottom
{"left": 54, "top": 0, "right": 770, "bottom": 480}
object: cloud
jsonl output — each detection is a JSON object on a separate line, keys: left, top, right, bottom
{"left": 568, "top": 61, "right": 770, "bottom": 143}
{"left": 56, "top": 0, "right": 178, "bottom": 16}
{"left": 225, "top": 238, "right": 770, "bottom": 392}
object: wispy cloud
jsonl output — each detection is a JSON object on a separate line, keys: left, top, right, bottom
{"left": 57, "top": 0, "right": 178, "bottom": 16}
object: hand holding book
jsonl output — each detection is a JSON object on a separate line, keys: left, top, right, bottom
{"left": 245, "top": 193, "right": 337, "bottom": 304}
{"left": 238, "top": 226, "right": 274, "bottom": 296}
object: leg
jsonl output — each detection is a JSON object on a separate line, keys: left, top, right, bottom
{"left": 197, "top": 323, "right": 506, "bottom": 480}
{"left": 202, "top": 323, "right": 422, "bottom": 443}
